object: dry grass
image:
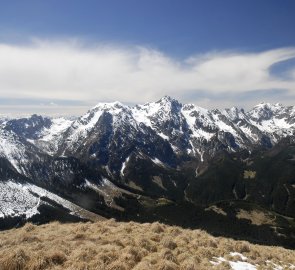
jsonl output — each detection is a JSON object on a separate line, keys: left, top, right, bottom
{"left": 205, "top": 205, "right": 227, "bottom": 216}
{"left": 243, "top": 170, "right": 256, "bottom": 179}
{"left": 236, "top": 209, "right": 276, "bottom": 226}
{"left": 0, "top": 219, "right": 294, "bottom": 270}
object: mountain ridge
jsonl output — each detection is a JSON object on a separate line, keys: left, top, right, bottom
{"left": 0, "top": 96, "right": 295, "bottom": 248}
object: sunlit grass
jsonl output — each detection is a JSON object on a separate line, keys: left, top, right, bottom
{"left": 0, "top": 219, "right": 294, "bottom": 269}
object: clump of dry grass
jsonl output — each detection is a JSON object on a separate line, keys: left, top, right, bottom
{"left": 0, "top": 249, "right": 29, "bottom": 270}
{"left": 0, "top": 220, "right": 294, "bottom": 270}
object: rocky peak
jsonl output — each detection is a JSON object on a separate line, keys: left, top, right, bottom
{"left": 248, "top": 102, "right": 285, "bottom": 121}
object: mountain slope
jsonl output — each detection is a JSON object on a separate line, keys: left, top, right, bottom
{"left": 0, "top": 220, "right": 294, "bottom": 270}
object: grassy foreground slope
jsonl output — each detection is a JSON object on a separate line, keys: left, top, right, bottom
{"left": 0, "top": 220, "right": 294, "bottom": 270}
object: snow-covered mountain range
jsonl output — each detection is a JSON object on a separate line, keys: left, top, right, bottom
{"left": 2, "top": 96, "right": 295, "bottom": 175}
{"left": 1, "top": 96, "right": 295, "bottom": 248}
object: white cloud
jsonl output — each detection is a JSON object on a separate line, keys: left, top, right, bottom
{"left": 0, "top": 39, "right": 295, "bottom": 113}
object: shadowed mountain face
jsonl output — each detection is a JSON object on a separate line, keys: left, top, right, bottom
{"left": 0, "top": 97, "right": 295, "bottom": 248}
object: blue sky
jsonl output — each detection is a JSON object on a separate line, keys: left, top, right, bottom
{"left": 0, "top": 0, "right": 295, "bottom": 115}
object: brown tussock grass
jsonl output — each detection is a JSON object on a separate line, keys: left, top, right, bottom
{"left": 237, "top": 209, "right": 276, "bottom": 226}
{"left": 0, "top": 219, "right": 294, "bottom": 270}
